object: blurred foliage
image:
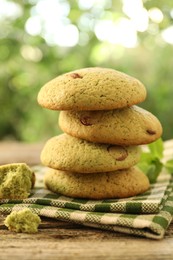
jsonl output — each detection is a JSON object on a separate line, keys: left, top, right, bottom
{"left": 0, "top": 0, "right": 173, "bottom": 142}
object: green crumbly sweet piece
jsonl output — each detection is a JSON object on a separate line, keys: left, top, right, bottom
{"left": 0, "top": 163, "right": 35, "bottom": 199}
{"left": 4, "top": 208, "right": 41, "bottom": 233}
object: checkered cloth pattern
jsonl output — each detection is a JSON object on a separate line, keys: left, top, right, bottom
{"left": 0, "top": 141, "right": 173, "bottom": 239}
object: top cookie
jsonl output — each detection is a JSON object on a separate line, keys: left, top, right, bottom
{"left": 37, "top": 67, "right": 147, "bottom": 111}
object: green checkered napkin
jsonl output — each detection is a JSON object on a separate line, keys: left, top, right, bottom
{"left": 0, "top": 166, "right": 173, "bottom": 239}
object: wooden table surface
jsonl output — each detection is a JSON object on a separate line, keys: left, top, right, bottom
{"left": 0, "top": 141, "right": 173, "bottom": 260}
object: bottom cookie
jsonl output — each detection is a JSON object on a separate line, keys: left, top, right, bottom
{"left": 44, "top": 167, "right": 150, "bottom": 199}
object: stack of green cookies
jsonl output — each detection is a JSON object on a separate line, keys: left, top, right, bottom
{"left": 37, "top": 67, "right": 162, "bottom": 199}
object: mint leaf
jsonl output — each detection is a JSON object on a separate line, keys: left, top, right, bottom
{"left": 139, "top": 152, "right": 153, "bottom": 163}
{"left": 137, "top": 161, "right": 152, "bottom": 174}
{"left": 165, "top": 159, "right": 173, "bottom": 174}
{"left": 148, "top": 138, "right": 164, "bottom": 160}
{"left": 138, "top": 138, "right": 164, "bottom": 183}
{"left": 146, "top": 159, "right": 163, "bottom": 184}
{"left": 138, "top": 138, "right": 173, "bottom": 183}
{"left": 138, "top": 157, "right": 163, "bottom": 184}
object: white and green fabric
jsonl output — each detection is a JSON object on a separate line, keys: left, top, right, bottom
{"left": 0, "top": 165, "right": 173, "bottom": 239}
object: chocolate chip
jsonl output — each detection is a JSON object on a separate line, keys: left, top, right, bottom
{"left": 107, "top": 145, "right": 128, "bottom": 161}
{"left": 146, "top": 129, "right": 156, "bottom": 135}
{"left": 70, "top": 73, "right": 83, "bottom": 79}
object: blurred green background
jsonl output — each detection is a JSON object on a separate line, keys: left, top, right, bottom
{"left": 0, "top": 0, "right": 173, "bottom": 142}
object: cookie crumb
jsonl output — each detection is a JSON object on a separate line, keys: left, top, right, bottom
{"left": 4, "top": 208, "right": 41, "bottom": 233}
{"left": 0, "top": 163, "right": 35, "bottom": 199}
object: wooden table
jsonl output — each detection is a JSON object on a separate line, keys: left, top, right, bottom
{"left": 0, "top": 141, "right": 173, "bottom": 260}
